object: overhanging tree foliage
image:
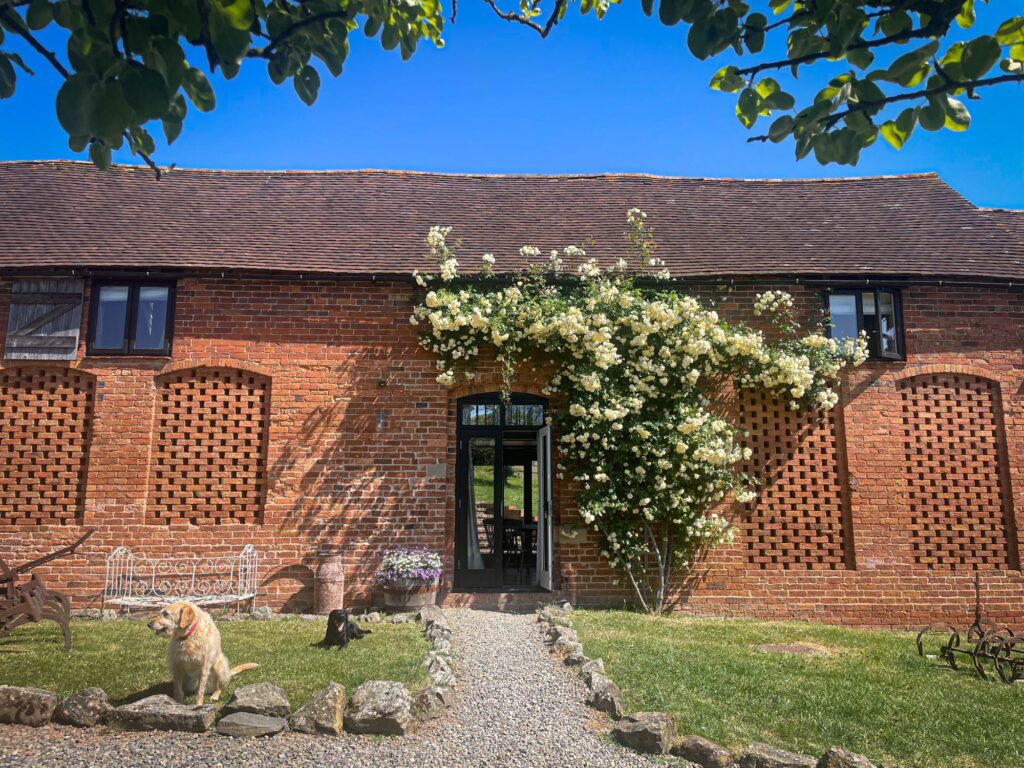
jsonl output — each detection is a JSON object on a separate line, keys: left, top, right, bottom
{"left": 0, "top": 0, "right": 1020, "bottom": 174}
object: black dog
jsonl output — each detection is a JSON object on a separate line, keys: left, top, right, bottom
{"left": 318, "top": 609, "right": 371, "bottom": 649}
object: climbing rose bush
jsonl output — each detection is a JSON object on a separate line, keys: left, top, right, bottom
{"left": 411, "top": 211, "right": 868, "bottom": 613}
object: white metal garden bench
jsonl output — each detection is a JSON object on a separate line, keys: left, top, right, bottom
{"left": 103, "top": 545, "right": 259, "bottom": 613}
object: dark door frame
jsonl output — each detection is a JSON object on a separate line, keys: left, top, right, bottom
{"left": 454, "top": 392, "right": 548, "bottom": 591}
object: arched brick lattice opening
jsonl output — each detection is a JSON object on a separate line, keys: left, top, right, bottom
{"left": 0, "top": 366, "right": 95, "bottom": 526}
{"left": 737, "top": 390, "right": 852, "bottom": 570}
{"left": 147, "top": 367, "right": 270, "bottom": 526}
{"left": 897, "top": 372, "right": 1018, "bottom": 570}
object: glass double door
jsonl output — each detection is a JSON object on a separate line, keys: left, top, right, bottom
{"left": 454, "top": 395, "right": 552, "bottom": 591}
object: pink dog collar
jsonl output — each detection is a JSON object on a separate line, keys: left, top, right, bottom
{"left": 182, "top": 620, "right": 199, "bottom": 640}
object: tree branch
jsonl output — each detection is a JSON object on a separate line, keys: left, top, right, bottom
{"left": 735, "top": 6, "right": 958, "bottom": 80}
{"left": 127, "top": 134, "right": 163, "bottom": 180}
{"left": 747, "top": 71, "right": 1024, "bottom": 142}
{"left": 481, "top": 0, "right": 567, "bottom": 38}
{"left": 247, "top": 10, "right": 350, "bottom": 58}
{"left": 0, "top": 5, "right": 71, "bottom": 78}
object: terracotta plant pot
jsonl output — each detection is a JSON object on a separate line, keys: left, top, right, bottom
{"left": 382, "top": 579, "right": 438, "bottom": 610}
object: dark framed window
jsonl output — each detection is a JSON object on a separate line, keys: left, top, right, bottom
{"left": 87, "top": 279, "right": 175, "bottom": 356}
{"left": 825, "top": 287, "right": 904, "bottom": 360}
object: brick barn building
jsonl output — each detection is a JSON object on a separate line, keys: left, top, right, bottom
{"left": 2, "top": 160, "right": 1023, "bottom": 628}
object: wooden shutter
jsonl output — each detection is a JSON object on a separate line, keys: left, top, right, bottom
{"left": 4, "top": 278, "right": 85, "bottom": 360}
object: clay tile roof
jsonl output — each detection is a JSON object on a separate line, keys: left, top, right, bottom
{"left": 983, "top": 208, "right": 1024, "bottom": 249}
{"left": 2, "top": 160, "right": 1022, "bottom": 281}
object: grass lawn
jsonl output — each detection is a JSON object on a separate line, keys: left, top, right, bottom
{"left": 572, "top": 610, "right": 1022, "bottom": 768}
{"left": 0, "top": 618, "right": 430, "bottom": 710}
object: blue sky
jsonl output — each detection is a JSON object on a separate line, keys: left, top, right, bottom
{"left": 2, "top": 1, "right": 1022, "bottom": 208}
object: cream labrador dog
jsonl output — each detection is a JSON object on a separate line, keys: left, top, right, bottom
{"left": 147, "top": 601, "right": 258, "bottom": 705}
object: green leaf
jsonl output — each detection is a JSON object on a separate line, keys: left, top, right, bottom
{"left": 961, "top": 35, "right": 1001, "bottom": 79}
{"left": 872, "top": 40, "right": 938, "bottom": 87}
{"left": 847, "top": 47, "right": 874, "bottom": 70}
{"left": 995, "top": 17, "right": 1024, "bottom": 45}
{"left": 659, "top": 0, "right": 681, "bottom": 25}
{"left": 89, "top": 141, "right": 112, "bottom": 170}
{"left": 918, "top": 103, "right": 945, "bottom": 131}
{"left": 148, "top": 38, "right": 187, "bottom": 91}
{"left": 768, "top": 114, "right": 794, "bottom": 143}
{"left": 745, "top": 11, "right": 766, "bottom": 53}
{"left": 880, "top": 108, "right": 916, "bottom": 149}
{"left": 735, "top": 87, "right": 759, "bottom": 128}
{"left": 364, "top": 15, "right": 382, "bottom": 38}
{"left": 163, "top": 117, "right": 184, "bottom": 144}
{"left": 293, "top": 64, "right": 320, "bottom": 105}
{"left": 68, "top": 134, "right": 89, "bottom": 152}
{"left": 381, "top": 23, "right": 400, "bottom": 50}
{"left": 85, "top": 79, "right": 132, "bottom": 144}
{"left": 956, "top": 0, "right": 975, "bottom": 29}
{"left": 209, "top": 4, "right": 251, "bottom": 66}
{"left": 26, "top": 0, "right": 53, "bottom": 31}
{"left": 0, "top": 56, "right": 14, "bottom": 99}
{"left": 943, "top": 96, "right": 971, "bottom": 131}
{"left": 641, "top": 0, "right": 654, "bottom": 16}
{"left": 122, "top": 66, "right": 170, "bottom": 120}
{"left": 127, "top": 125, "right": 156, "bottom": 155}
{"left": 55, "top": 72, "right": 97, "bottom": 135}
{"left": 879, "top": 10, "right": 911, "bottom": 37}
{"left": 710, "top": 65, "right": 744, "bottom": 93}
{"left": 213, "top": 0, "right": 254, "bottom": 31}
{"left": 182, "top": 66, "right": 215, "bottom": 112}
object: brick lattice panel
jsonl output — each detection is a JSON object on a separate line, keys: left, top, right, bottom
{"left": 0, "top": 367, "right": 94, "bottom": 526}
{"left": 738, "top": 390, "right": 849, "bottom": 569}
{"left": 148, "top": 368, "right": 269, "bottom": 525}
{"left": 898, "top": 374, "right": 1014, "bottom": 569}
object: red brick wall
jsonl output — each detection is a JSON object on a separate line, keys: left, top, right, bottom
{"left": 1, "top": 276, "right": 1022, "bottom": 629}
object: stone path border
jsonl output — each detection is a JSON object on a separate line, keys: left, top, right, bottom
{"left": 537, "top": 603, "right": 882, "bottom": 768}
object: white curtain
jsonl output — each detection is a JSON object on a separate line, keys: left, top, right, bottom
{"left": 467, "top": 445, "right": 484, "bottom": 570}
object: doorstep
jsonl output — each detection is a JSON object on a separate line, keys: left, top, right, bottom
{"left": 443, "top": 591, "right": 559, "bottom": 612}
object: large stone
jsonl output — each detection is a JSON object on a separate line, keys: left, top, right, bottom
{"left": 217, "top": 711, "right": 288, "bottom": 737}
{"left": 424, "top": 622, "right": 452, "bottom": 642}
{"left": 612, "top": 712, "right": 677, "bottom": 755}
{"left": 585, "top": 673, "right": 624, "bottom": 719}
{"left": 673, "top": 735, "right": 736, "bottom": 768}
{"left": 579, "top": 658, "right": 605, "bottom": 685}
{"left": 418, "top": 605, "right": 447, "bottom": 627}
{"left": 388, "top": 612, "right": 415, "bottom": 624}
{"left": 564, "top": 651, "right": 588, "bottom": 666}
{"left": 552, "top": 638, "right": 583, "bottom": 656}
{"left": 817, "top": 747, "right": 876, "bottom": 768}
{"left": 0, "top": 686, "right": 59, "bottom": 727}
{"left": 545, "top": 625, "right": 579, "bottom": 644}
{"left": 432, "top": 636, "right": 453, "bottom": 655}
{"left": 110, "top": 695, "right": 215, "bottom": 733}
{"left": 364, "top": 612, "right": 382, "bottom": 624}
{"left": 424, "top": 653, "right": 455, "bottom": 687}
{"left": 740, "top": 743, "right": 817, "bottom": 768}
{"left": 288, "top": 683, "right": 345, "bottom": 736}
{"left": 54, "top": 688, "right": 110, "bottom": 728}
{"left": 222, "top": 683, "right": 290, "bottom": 719}
{"left": 344, "top": 681, "right": 415, "bottom": 736}
{"left": 413, "top": 686, "right": 455, "bottom": 722}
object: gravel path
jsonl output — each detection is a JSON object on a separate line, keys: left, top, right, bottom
{"left": 0, "top": 609, "right": 668, "bottom": 768}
